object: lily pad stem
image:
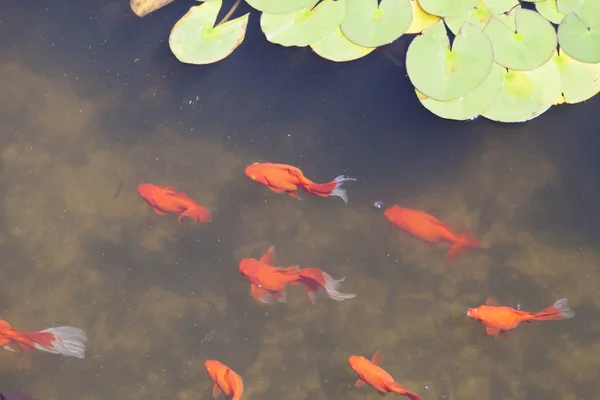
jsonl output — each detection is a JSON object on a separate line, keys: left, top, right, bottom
{"left": 216, "top": 0, "right": 242, "bottom": 27}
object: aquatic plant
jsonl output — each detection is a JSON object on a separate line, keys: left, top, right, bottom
{"left": 132, "top": 0, "right": 600, "bottom": 123}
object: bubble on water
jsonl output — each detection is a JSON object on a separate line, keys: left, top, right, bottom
{"left": 424, "top": 385, "right": 429, "bottom": 390}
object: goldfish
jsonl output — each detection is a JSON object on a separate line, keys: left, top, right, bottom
{"left": 244, "top": 162, "right": 356, "bottom": 203}
{"left": 238, "top": 245, "right": 356, "bottom": 305}
{"left": 137, "top": 183, "right": 211, "bottom": 224}
{"left": 383, "top": 205, "right": 489, "bottom": 264}
{"left": 467, "top": 296, "right": 575, "bottom": 339}
{"left": 348, "top": 351, "right": 422, "bottom": 400}
{"left": 204, "top": 360, "right": 244, "bottom": 400}
{"left": 0, "top": 320, "right": 87, "bottom": 359}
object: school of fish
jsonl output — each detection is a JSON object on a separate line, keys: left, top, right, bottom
{"left": 2, "top": 161, "right": 576, "bottom": 398}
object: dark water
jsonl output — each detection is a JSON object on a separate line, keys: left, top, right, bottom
{"left": 1, "top": 0, "right": 599, "bottom": 399}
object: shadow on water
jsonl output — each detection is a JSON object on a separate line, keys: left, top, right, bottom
{"left": 1, "top": 0, "right": 600, "bottom": 399}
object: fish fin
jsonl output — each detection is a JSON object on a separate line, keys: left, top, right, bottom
{"left": 371, "top": 351, "right": 381, "bottom": 366}
{"left": 3, "top": 343, "right": 21, "bottom": 352}
{"left": 153, "top": 208, "right": 167, "bottom": 216}
{"left": 288, "top": 191, "right": 302, "bottom": 200}
{"left": 299, "top": 268, "right": 356, "bottom": 304}
{"left": 486, "top": 327, "right": 500, "bottom": 337}
{"left": 486, "top": 296, "right": 499, "bottom": 306}
{"left": 355, "top": 378, "right": 367, "bottom": 387}
{"left": 533, "top": 298, "right": 576, "bottom": 321}
{"left": 259, "top": 246, "right": 276, "bottom": 266}
{"left": 250, "top": 284, "right": 271, "bottom": 304}
{"left": 27, "top": 327, "right": 87, "bottom": 359}
{"left": 180, "top": 207, "right": 211, "bottom": 223}
{"left": 212, "top": 383, "right": 222, "bottom": 398}
{"left": 301, "top": 175, "right": 356, "bottom": 203}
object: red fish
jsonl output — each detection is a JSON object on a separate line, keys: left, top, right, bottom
{"left": 204, "top": 360, "right": 244, "bottom": 400}
{"left": 0, "top": 320, "right": 87, "bottom": 359}
{"left": 348, "top": 351, "right": 422, "bottom": 400}
{"left": 383, "top": 205, "right": 488, "bottom": 264}
{"left": 238, "top": 245, "right": 356, "bottom": 305}
{"left": 467, "top": 296, "right": 575, "bottom": 339}
{"left": 137, "top": 183, "right": 211, "bottom": 224}
{"left": 244, "top": 162, "right": 356, "bottom": 203}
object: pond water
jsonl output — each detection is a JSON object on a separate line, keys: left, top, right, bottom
{"left": 1, "top": 0, "right": 599, "bottom": 399}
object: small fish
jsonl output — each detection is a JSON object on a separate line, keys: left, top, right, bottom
{"left": 467, "top": 296, "right": 576, "bottom": 339}
{"left": 245, "top": 162, "right": 356, "bottom": 203}
{"left": 238, "top": 245, "right": 356, "bottom": 305}
{"left": 137, "top": 183, "right": 212, "bottom": 224}
{"left": 383, "top": 205, "right": 489, "bottom": 264}
{"left": 204, "top": 360, "right": 244, "bottom": 400}
{"left": 0, "top": 393, "right": 39, "bottom": 400}
{"left": 348, "top": 351, "right": 422, "bottom": 400}
{"left": 0, "top": 320, "right": 87, "bottom": 359}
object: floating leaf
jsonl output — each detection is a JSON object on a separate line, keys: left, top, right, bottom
{"left": 131, "top": 0, "right": 174, "bottom": 17}
{"left": 406, "top": 21, "right": 494, "bottom": 101}
{"left": 261, "top": 0, "right": 346, "bottom": 47}
{"left": 445, "top": 0, "right": 493, "bottom": 35}
{"left": 536, "top": 0, "right": 565, "bottom": 24}
{"left": 341, "top": 0, "right": 413, "bottom": 47}
{"left": 482, "top": 58, "right": 561, "bottom": 123}
{"left": 558, "top": 12, "right": 600, "bottom": 63}
{"left": 485, "top": 0, "right": 519, "bottom": 14}
{"left": 245, "top": 0, "right": 319, "bottom": 14}
{"left": 310, "top": 27, "right": 376, "bottom": 62}
{"left": 405, "top": 0, "right": 440, "bottom": 34}
{"left": 416, "top": 62, "right": 503, "bottom": 120}
{"left": 417, "top": 0, "right": 479, "bottom": 17}
{"left": 484, "top": 7, "right": 557, "bottom": 71}
{"left": 169, "top": 0, "right": 249, "bottom": 65}
{"left": 557, "top": 0, "right": 600, "bottom": 28}
{"left": 553, "top": 48, "right": 600, "bottom": 104}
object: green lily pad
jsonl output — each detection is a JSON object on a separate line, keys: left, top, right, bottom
{"left": 536, "top": 0, "right": 565, "bottom": 24}
{"left": 558, "top": 12, "right": 600, "bottom": 63}
{"left": 416, "top": 62, "right": 503, "bottom": 120}
{"left": 341, "top": 0, "right": 412, "bottom": 47}
{"left": 445, "top": 0, "right": 493, "bottom": 35}
{"left": 406, "top": 21, "right": 494, "bottom": 101}
{"left": 482, "top": 58, "right": 561, "bottom": 123}
{"left": 485, "top": 0, "right": 519, "bottom": 14}
{"left": 558, "top": 0, "right": 600, "bottom": 28}
{"left": 553, "top": 48, "right": 600, "bottom": 104}
{"left": 484, "top": 7, "right": 557, "bottom": 71}
{"left": 169, "top": 0, "right": 249, "bottom": 65}
{"left": 260, "top": 0, "right": 346, "bottom": 47}
{"left": 245, "top": 0, "right": 319, "bottom": 14}
{"left": 310, "top": 27, "right": 376, "bottom": 62}
{"left": 417, "top": 0, "right": 479, "bottom": 17}
{"left": 405, "top": 0, "right": 440, "bottom": 34}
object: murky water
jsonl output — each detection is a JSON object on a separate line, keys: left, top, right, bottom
{"left": 1, "top": 0, "right": 600, "bottom": 399}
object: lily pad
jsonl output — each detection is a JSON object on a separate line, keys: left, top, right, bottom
{"left": 553, "top": 48, "right": 600, "bottom": 104}
{"left": 482, "top": 58, "right": 561, "bottom": 123}
{"left": 169, "top": 0, "right": 249, "bottom": 65}
{"left": 261, "top": 0, "right": 346, "bottom": 47}
{"left": 131, "top": 0, "right": 174, "bottom": 17}
{"left": 406, "top": 21, "right": 494, "bottom": 101}
{"left": 405, "top": 0, "right": 440, "bottom": 34}
{"left": 417, "top": 0, "right": 479, "bottom": 17}
{"left": 416, "top": 62, "right": 503, "bottom": 120}
{"left": 536, "top": 0, "right": 565, "bottom": 24}
{"left": 485, "top": 0, "right": 519, "bottom": 14}
{"left": 558, "top": 0, "right": 600, "bottom": 28}
{"left": 445, "top": 0, "right": 493, "bottom": 35}
{"left": 484, "top": 7, "right": 557, "bottom": 71}
{"left": 558, "top": 12, "right": 600, "bottom": 63}
{"left": 245, "top": 0, "right": 320, "bottom": 14}
{"left": 341, "top": 0, "right": 413, "bottom": 47}
{"left": 310, "top": 27, "right": 376, "bottom": 62}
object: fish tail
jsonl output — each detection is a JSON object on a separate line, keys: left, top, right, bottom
{"left": 301, "top": 175, "right": 356, "bottom": 204}
{"left": 385, "top": 381, "right": 423, "bottom": 400}
{"left": 297, "top": 268, "right": 356, "bottom": 305}
{"left": 532, "top": 298, "right": 576, "bottom": 321}
{"left": 22, "top": 326, "right": 87, "bottom": 359}
{"left": 178, "top": 206, "right": 212, "bottom": 224}
{"left": 445, "top": 232, "right": 489, "bottom": 265}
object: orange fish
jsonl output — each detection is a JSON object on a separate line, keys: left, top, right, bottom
{"left": 383, "top": 205, "right": 488, "bottom": 264}
{"left": 204, "top": 360, "right": 244, "bottom": 400}
{"left": 0, "top": 320, "right": 87, "bottom": 359}
{"left": 467, "top": 296, "right": 575, "bottom": 339}
{"left": 138, "top": 183, "right": 211, "bottom": 224}
{"left": 348, "top": 352, "right": 422, "bottom": 400}
{"left": 238, "top": 245, "right": 356, "bottom": 305}
{"left": 245, "top": 162, "right": 356, "bottom": 203}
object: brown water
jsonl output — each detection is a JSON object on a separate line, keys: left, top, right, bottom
{"left": 1, "top": 0, "right": 599, "bottom": 399}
